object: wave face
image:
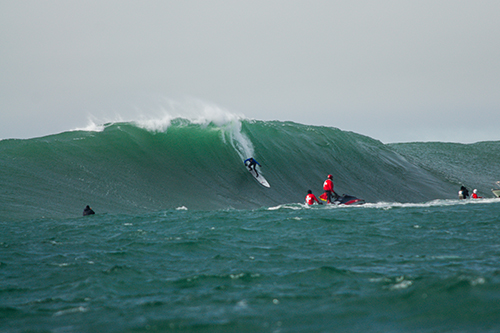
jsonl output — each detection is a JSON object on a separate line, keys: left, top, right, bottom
{"left": 389, "top": 141, "right": 500, "bottom": 194}
{"left": 1, "top": 119, "right": 498, "bottom": 218}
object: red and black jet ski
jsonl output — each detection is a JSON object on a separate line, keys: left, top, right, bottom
{"left": 320, "top": 193, "right": 365, "bottom": 205}
{"left": 333, "top": 194, "right": 365, "bottom": 205}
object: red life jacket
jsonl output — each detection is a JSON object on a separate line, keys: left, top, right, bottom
{"left": 323, "top": 179, "right": 334, "bottom": 191}
{"left": 306, "top": 193, "right": 319, "bottom": 205}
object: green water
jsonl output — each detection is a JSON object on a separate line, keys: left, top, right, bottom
{"left": 2, "top": 201, "right": 500, "bottom": 332}
{"left": 4, "top": 119, "right": 493, "bottom": 219}
{"left": 1, "top": 119, "right": 499, "bottom": 332}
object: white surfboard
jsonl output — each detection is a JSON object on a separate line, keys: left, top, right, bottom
{"left": 247, "top": 167, "right": 270, "bottom": 188}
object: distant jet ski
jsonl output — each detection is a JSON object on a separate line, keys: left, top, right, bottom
{"left": 492, "top": 181, "right": 500, "bottom": 198}
{"left": 320, "top": 193, "right": 365, "bottom": 205}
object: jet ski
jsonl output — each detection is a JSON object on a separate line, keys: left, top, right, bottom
{"left": 492, "top": 181, "right": 500, "bottom": 198}
{"left": 333, "top": 194, "right": 365, "bottom": 205}
{"left": 320, "top": 192, "right": 365, "bottom": 205}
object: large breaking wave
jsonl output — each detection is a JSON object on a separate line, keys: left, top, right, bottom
{"left": 1, "top": 111, "right": 499, "bottom": 219}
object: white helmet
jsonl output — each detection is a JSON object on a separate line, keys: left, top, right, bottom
{"left": 473, "top": 189, "right": 477, "bottom": 193}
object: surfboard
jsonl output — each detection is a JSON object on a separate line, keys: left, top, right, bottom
{"left": 247, "top": 167, "right": 270, "bottom": 188}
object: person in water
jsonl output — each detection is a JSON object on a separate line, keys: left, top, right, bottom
{"left": 472, "top": 189, "right": 482, "bottom": 199}
{"left": 244, "top": 157, "right": 261, "bottom": 176}
{"left": 458, "top": 186, "right": 470, "bottom": 199}
{"left": 305, "top": 190, "right": 322, "bottom": 205}
{"left": 323, "top": 174, "right": 338, "bottom": 204}
{"left": 83, "top": 205, "right": 95, "bottom": 216}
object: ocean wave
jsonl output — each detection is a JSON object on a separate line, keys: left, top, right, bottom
{"left": 1, "top": 116, "right": 499, "bottom": 219}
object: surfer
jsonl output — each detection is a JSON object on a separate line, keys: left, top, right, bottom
{"left": 244, "top": 157, "right": 261, "bottom": 177}
{"left": 322, "top": 174, "right": 338, "bottom": 204}
{"left": 305, "top": 190, "right": 322, "bottom": 205}
{"left": 458, "top": 186, "right": 469, "bottom": 199}
{"left": 83, "top": 205, "right": 95, "bottom": 216}
{"left": 471, "top": 189, "right": 482, "bottom": 199}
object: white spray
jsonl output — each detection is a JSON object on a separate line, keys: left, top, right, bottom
{"left": 82, "top": 98, "right": 255, "bottom": 160}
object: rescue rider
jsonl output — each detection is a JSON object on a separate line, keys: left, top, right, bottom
{"left": 471, "top": 189, "right": 482, "bottom": 199}
{"left": 323, "top": 174, "right": 337, "bottom": 204}
{"left": 305, "top": 190, "right": 322, "bottom": 205}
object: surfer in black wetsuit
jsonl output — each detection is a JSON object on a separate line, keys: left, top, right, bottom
{"left": 244, "top": 157, "right": 261, "bottom": 177}
{"left": 83, "top": 205, "right": 95, "bottom": 216}
{"left": 459, "top": 186, "right": 469, "bottom": 199}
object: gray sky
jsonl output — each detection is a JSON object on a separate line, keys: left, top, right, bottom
{"left": 1, "top": 0, "right": 499, "bottom": 143}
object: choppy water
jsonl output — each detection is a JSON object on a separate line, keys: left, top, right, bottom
{"left": 2, "top": 200, "right": 500, "bottom": 332}
{"left": 1, "top": 118, "right": 499, "bottom": 332}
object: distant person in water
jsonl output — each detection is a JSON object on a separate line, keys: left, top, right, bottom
{"left": 244, "top": 157, "right": 261, "bottom": 176}
{"left": 458, "top": 186, "right": 469, "bottom": 199}
{"left": 471, "top": 189, "right": 482, "bottom": 199}
{"left": 323, "top": 174, "right": 338, "bottom": 204}
{"left": 305, "top": 190, "right": 322, "bottom": 205}
{"left": 83, "top": 205, "right": 95, "bottom": 216}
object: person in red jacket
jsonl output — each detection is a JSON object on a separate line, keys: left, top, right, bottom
{"left": 472, "top": 189, "right": 482, "bottom": 199}
{"left": 323, "top": 174, "right": 337, "bottom": 204}
{"left": 305, "top": 190, "right": 322, "bottom": 205}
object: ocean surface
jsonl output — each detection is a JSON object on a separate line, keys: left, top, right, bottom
{"left": 1, "top": 118, "right": 500, "bottom": 332}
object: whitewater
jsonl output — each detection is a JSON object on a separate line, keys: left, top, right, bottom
{"left": 1, "top": 111, "right": 500, "bottom": 332}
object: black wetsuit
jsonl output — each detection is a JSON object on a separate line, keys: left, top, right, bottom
{"left": 460, "top": 186, "right": 469, "bottom": 199}
{"left": 83, "top": 205, "right": 95, "bottom": 216}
